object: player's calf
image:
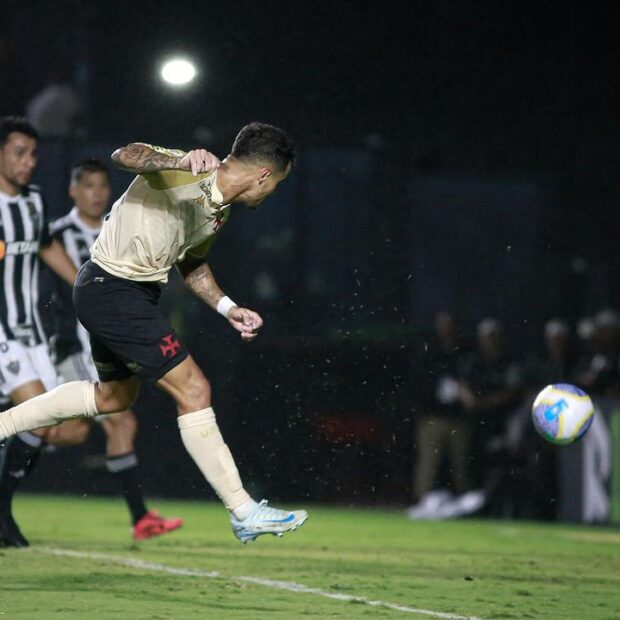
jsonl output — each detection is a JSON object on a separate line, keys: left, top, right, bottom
{"left": 45, "top": 419, "right": 92, "bottom": 446}
{"left": 100, "top": 409, "right": 138, "bottom": 455}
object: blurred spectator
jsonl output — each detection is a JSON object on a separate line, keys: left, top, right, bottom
{"left": 26, "top": 67, "right": 82, "bottom": 140}
{"left": 458, "top": 318, "right": 523, "bottom": 516}
{"left": 526, "top": 319, "right": 576, "bottom": 388}
{"left": 458, "top": 318, "right": 523, "bottom": 432}
{"left": 576, "top": 316, "right": 596, "bottom": 353}
{"left": 408, "top": 312, "right": 483, "bottom": 520}
{"left": 516, "top": 319, "right": 576, "bottom": 519}
{"left": 575, "top": 309, "right": 620, "bottom": 398}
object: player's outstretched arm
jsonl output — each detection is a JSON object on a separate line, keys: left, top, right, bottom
{"left": 111, "top": 143, "right": 220, "bottom": 175}
{"left": 177, "top": 256, "right": 225, "bottom": 310}
{"left": 39, "top": 239, "right": 78, "bottom": 286}
{"left": 177, "top": 257, "right": 263, "bottom": 341}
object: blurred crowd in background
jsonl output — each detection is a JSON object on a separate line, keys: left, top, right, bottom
{"left": 408, "top": 308, "right": 620, "bottom": 521}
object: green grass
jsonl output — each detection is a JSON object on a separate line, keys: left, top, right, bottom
{"left": 1, "top": 495, "right": 619, "bottom": 619}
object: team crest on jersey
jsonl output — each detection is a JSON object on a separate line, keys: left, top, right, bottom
{"left": 207, "top": 208, "right": 226, "bottom": 232}
{"left": 26, "top": 201, "right": 41, "bottom": 230}
{"left": 6, "top": 360, "right": 20, "bottom": 375}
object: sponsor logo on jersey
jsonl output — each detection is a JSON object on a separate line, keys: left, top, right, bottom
{"left": 0, "top": 240, "right": 40, "bottom": 259}
{"left": 199, "top": 179, "right": 212, "bottom": 200}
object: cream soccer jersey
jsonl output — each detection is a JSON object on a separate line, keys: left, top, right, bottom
{"left": 90, "top": 167, "right": 230, "bottom": 284}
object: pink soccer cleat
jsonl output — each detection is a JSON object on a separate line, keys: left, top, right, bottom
{"left": 132, "top": 510, "right": 183, "bottom": 541}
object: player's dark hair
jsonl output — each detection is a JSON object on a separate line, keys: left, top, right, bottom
{"left": 231, "top": 122, "right": 295, "bottom": 172}
{"left": 0, "top": 116, "right": 39, "bottom": 147}
{"left": 70, "top": 158, "right": 110, "bottom": 185}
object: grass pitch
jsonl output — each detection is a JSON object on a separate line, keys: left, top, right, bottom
{"left": 1, "top": 495, "right": 619, "bottom": 619}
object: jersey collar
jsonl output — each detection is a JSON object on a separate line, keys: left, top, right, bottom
{"left": 69, "top": 206, "right": 102, "bottom": 234}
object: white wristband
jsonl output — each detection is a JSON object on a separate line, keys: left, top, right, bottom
{"left": 217, "top": 295, "right": 237, "bottom": 318}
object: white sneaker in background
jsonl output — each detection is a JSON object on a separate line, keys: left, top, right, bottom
{"left": 406, "top": 489, "right": 454, "bottom": 520}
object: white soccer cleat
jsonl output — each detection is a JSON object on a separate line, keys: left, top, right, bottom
{"left": 231, "top": 499, "right": 308, "bottom": 544}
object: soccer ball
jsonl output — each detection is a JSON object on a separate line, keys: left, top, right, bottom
{"left": 532, "top": 383, "right": 594, "bottom": 445}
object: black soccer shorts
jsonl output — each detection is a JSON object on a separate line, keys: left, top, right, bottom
{"left": 73, "top": 260, "right": 189, "bottom": 383}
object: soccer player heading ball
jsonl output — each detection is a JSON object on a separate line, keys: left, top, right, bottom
{"left": 0, "top": 122, "right": 307, "bottom": 543}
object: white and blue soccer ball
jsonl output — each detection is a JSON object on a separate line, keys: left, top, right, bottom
{"left": 532, "top": 383, "right": 594, "bottom": 445}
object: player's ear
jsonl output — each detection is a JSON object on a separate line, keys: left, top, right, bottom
{"left": 257, "top": 167, "right": 272, "bottom": 185}
{"left": 68, "top": 183, "right": 78, "bottom": 200}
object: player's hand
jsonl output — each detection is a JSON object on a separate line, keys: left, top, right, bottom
{"left": 226, "top": 307, "right": 264, "bottom": 341}
{"left": 179, "top": 149, "right": 221, "bottom": 176}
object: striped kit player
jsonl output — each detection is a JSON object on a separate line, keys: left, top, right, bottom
{"left": 0, "top": 116, "right": 80, "bottom": 547}
{"left": 0, "top": 185, "right": 52, "bottom": 413}
{"left": 49, "top": 205, "right": 101, "bottom": 382}
{"left": 0, "top": 172, "right": 60, "bottom": 397}
{"left": 0, "top": 137, "right": 182, "bottom": 547}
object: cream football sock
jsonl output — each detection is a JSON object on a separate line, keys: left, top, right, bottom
{"left": 177, "top": 407, "right": 254, "bottom": 516}
{"left": 0, "top": 381, "right": 98, "bottom": 441}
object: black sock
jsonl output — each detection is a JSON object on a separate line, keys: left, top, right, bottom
{"left": 106, "top": 452, "right": 148, "bottom": 525}
{"left": 0, "top": 433, "right": 43, "bottom": 516}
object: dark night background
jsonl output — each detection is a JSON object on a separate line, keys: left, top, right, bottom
{"left": 1, "top": 1, "right": 618, "bottom": 513}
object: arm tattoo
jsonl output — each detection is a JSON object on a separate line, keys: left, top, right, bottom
{"left": 111, "top": 143, "right": 185, "bottom": 173}
{"left": 183, "top": 262, "right": 224, "bottom": 310}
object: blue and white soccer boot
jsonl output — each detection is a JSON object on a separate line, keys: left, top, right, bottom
{"left": 231, "top": 499, "right": 308, "bottom": 543}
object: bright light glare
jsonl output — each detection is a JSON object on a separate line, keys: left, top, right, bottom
{"left": 161, "top": 58, "right": 197, "bottom": 86}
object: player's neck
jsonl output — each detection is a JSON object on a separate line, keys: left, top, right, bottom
{"left": 74, "top": 207, "right": 102, "bottom": 229}
{"left": 215, "top": 159, "right": 251, "bottom": 204}
{"left": 0, "top": 174, "right": 21, "bottom": 197}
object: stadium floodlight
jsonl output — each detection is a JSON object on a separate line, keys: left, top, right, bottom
{"left": 160, "top": 58, "right": 197, "bottom": 87}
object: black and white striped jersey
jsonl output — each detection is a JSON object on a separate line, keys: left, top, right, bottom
{"left": 0, "top": 185, "right": 52, "bottom": 346}
{"left": 49, "top": 207, "right": 101, "bottom": 362}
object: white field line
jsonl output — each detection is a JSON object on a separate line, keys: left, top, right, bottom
{"left": 33, "top": 547, "right": 486, "bottom": 620}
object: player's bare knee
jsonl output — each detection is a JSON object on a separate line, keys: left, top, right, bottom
{"left": 94, "top": 378, "right": 139, "bottom": 414}
{"left": 158, "top": 358, "right": 211, "bottom": 413}
{"left": 175, "top": 369, "right": 211, "bottom": 412}
{"left": 187, "top": 372, "right": 211, "bottom": 411}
